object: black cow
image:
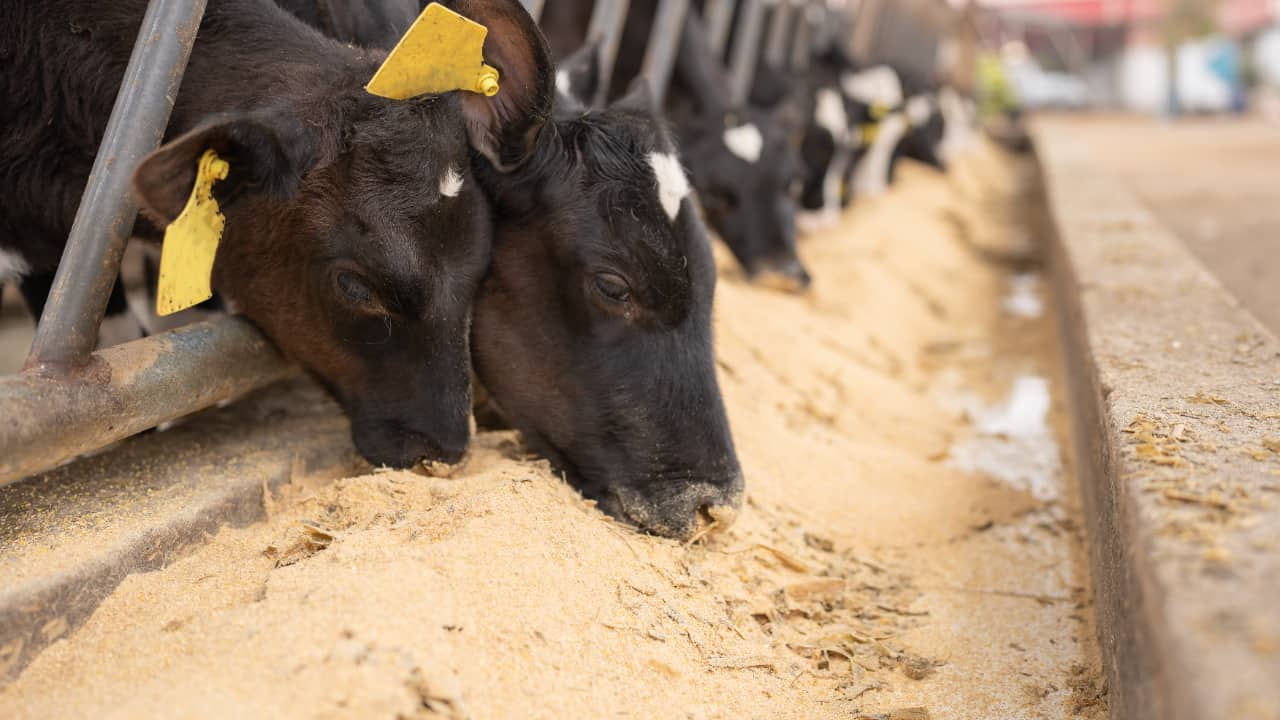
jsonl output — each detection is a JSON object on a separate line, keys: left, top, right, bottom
{"left": 0, "top": 0, "right": 551, "bottom": 468}
{"left": 281, "top": 1, "right": 745, "bottom": 539}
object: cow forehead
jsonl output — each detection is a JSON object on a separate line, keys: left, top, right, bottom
{"left": 905, "top": 95, "right": 934, "bottom": 126}
{"left": 841, "top": 65, "right": 903, "bottom": 107}
{"left": 648, "top": 152, "right": 690, "bottom": 221}
{"left": 814, "top": 88, "right": 849, "bottom": 141}
{"left": 722, "top": 123, "right": 764, "bottom": 163}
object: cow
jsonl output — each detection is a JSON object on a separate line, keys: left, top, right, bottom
{"left": 541, "top": 1, "right": 812, "bottom": 293}
{"left": 0, "top": 0, "right": 552, "bottom": 469}
{"left": 280, "top": 0, "right": 746, "bottom": 540}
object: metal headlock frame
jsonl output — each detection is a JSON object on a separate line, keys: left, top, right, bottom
{"left": 0, "top": 0, "right": 833, "bottom": 487}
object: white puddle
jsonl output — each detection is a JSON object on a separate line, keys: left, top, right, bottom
{"left": 1001, "top": 273, "right": 1044, "bottom": 319}
{"left": 946, "top": 374, "right": 1063, "bottom": 501}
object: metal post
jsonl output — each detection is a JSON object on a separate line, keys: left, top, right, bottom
{"left": 25, "top": 0, "right": 208, "bottom": 376}
{"left": 522, "top": 0, "right": 546, "bottom": 23}
{"left": 728, "top": 0, "right": 770, "bottom": 108}
{"left": 789, "top": 0, "right": 817, "bottom": 70}
{"left": 764, "top": 0, "right": 795, "bottom": 69}
{"left": 587, "top": 0, "right": 632, "bottom": 107}
{"left": 703, "top": 0, "right": 737, "bottom": 58}
{"left": 641, "top": 0, "right": 691, "bottom": 104}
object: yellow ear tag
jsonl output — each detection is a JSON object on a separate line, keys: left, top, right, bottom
{"left": 365, "top": 3, "right": 500, "bottom": 100}
{"left": 860, "top": 123, "right": 880, "bottom": 147}
{"left": 155, "top": 149, "right": 229, "bottom": 317}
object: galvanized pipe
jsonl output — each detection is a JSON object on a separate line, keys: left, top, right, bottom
{"left": 702, "top": 0, "right": 737, "bottom": 58}
{"left": 728, "top": 0, "right": 770, "bottom": 108}
{"left": 640, "top": 0, "right": 691, "bottom": 104}
{"left": 25, "top": 0, "right": 208, "bottom": 376}
{"left": 523, "top": 0, "right": 545, "bottom": 23}
{"left": 0, "top": 318, "right": 294, "bottom": 487}
{"left": 789, "top": 0, "right": 819, "bottom": 70}
{"left": 587, "top": 0, "right": 632, "bottom": 107}
{"left": 764, "top": 0, "right": 795, "bottom": 69}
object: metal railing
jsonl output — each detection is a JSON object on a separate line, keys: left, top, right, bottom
{"left": 0, "top": 0, "right": 836, "bottom": 487}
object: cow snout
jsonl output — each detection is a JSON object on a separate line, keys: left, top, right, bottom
{"left": 613, "top": 473, "right": 746, "bottom": 541}
{"left": 351, "top": 417, "right": 471, "bottom": 469}
{"left": 753, "top": 257, "right": 812, "bottom": 294}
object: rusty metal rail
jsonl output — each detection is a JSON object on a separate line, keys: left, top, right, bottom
{"left": 0, "top": 317, "right": 292, "bottom": 487}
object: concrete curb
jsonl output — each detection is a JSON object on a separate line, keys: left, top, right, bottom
{"left": 0, "top": 379, "right": 358, "bottom": 686}
{"left": 1035, "top": 118, "right": 1280, "bottom": 720}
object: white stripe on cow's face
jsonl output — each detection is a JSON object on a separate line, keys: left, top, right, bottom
{"left": 723, "top": 123, "right": 764, "bottom": 164}
{"left": 854, "top": 113, "right": 908, "bottom": 198}
{"left": 0, "top": 248, "right": 30, "bottom": 283}
{"left": 814, "top": 88, "right": 849, "bottom": 144}
{"left": 906, "top": 95, "right": 933, "bottom": 126}
{"left": 648, "top": 152, "right": 690, "bottom": 221}
{"left": 555, "top": 69, "right": 571, "bottom": 99}
{"left": 840, "top": 65, "right": 903, "bottom": 108}
{"left": 439, "top": 166, "right": 464, "bottom": 198}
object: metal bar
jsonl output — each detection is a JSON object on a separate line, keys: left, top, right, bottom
{"left": 788, "top": 0, "right": 817, "bottom": 70}
{"left": 522, "top": 0, "right": 545, "bottom": 23}
{"left": 25, "top": 0, "right": 208, "bottom": 376}
{"left": 703, "top": 0, "right": 736, "bottom": 58}
{"left": 587, "top": 0, "right": 632, "bottom": 107}
{"left": 728, "top": 0, "right": 770, "bottom": 108}
{"left": 640, "top": 0, "right": 691, "bottom": 104}
{"left": 0, "top": 317, "right": 294, "bottom": 487}
{"left": 764, "top": 0, "right": 795, "bottom": 69}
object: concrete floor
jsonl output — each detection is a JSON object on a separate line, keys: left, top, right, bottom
{"left": 1049, "top": 115, "right": 1280, "bottom": 335}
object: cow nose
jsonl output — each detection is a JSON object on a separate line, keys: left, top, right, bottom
{"left": 754, "top": 257, "right": 812, "bottom": 294}
{"left": 615, "top": 472, "right": 745, "bottom": 541}
{"left": 351, "top": 418, "right": 471, "bottom": 469}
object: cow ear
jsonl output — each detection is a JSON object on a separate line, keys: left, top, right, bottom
{"left": 133, "top": 113, "right": 317, "bottom": 225}
{"left": 444, "top": 0, "right": 553, "bottom": 172}
{"left": 557, "top": 40, "right": 601, "bottom": 108}
{"left": 611, "top": 76, "right": 657, "bottom": 115}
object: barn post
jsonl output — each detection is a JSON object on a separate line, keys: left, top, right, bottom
{"left": 642, "top": 0, "right": 692, "bottom": 103}
{"left": 587, "top": 0, "right": 634, "bottom": 106}
{"left": 24, "top": 0, "right": 208, "bottom": 376}
{"left": 703, "top": 0, "right": 738, "bottom": 58}
{"left": 728, "top": 0, "right": 772, "bottom": 107}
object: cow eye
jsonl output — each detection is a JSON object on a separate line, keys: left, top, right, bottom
{"left": 593, "top": 273, "right": 632, "bottom": 304}
{"left": 333, "top": 270, "right": 384, "bottom": 313}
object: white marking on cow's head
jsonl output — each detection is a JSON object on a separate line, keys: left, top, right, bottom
{"left": 905, "top": 95, "right": 933, "bottom": 126}
{"left": 723, "top": 123, "right": 764, "bottom": 164}
{"left": 439, "top": 166, "right": 464, "bottom": 198}
{"left": 555, "top": 70, "right": 572, "bottom": 99}
{"left": 840, "top": 65, "right": 903, "bottom": 108}
{"left": 0, "top": 248, "right": 30, "bottom": 283}
{"left": 648, "top": 152, "right": 690, "bottom": 221}
{"left": 814, "top": 88, "right": 849, "bottom": 144}
{"left": 854, "top": 113, "right": 909, "bottom": 197}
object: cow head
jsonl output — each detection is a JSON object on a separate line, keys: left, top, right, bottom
{"left": 470, "top": 49, "right": 744, "bottom": 540}
{"left": 676, "top": 102, "right": 810, "bottom": 292}
{"left": 133, "top": 0, "right": 553, "bottom": 468}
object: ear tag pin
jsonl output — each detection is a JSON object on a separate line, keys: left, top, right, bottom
{"left": 155, "top": 149, "right": 229, "bottom": 316}
{"left": 366, "top": 3, "right": 500, "bottom": 100}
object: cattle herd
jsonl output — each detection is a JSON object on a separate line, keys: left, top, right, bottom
{"left": 0, "top": 0, "right": 978, "bottom": 539}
